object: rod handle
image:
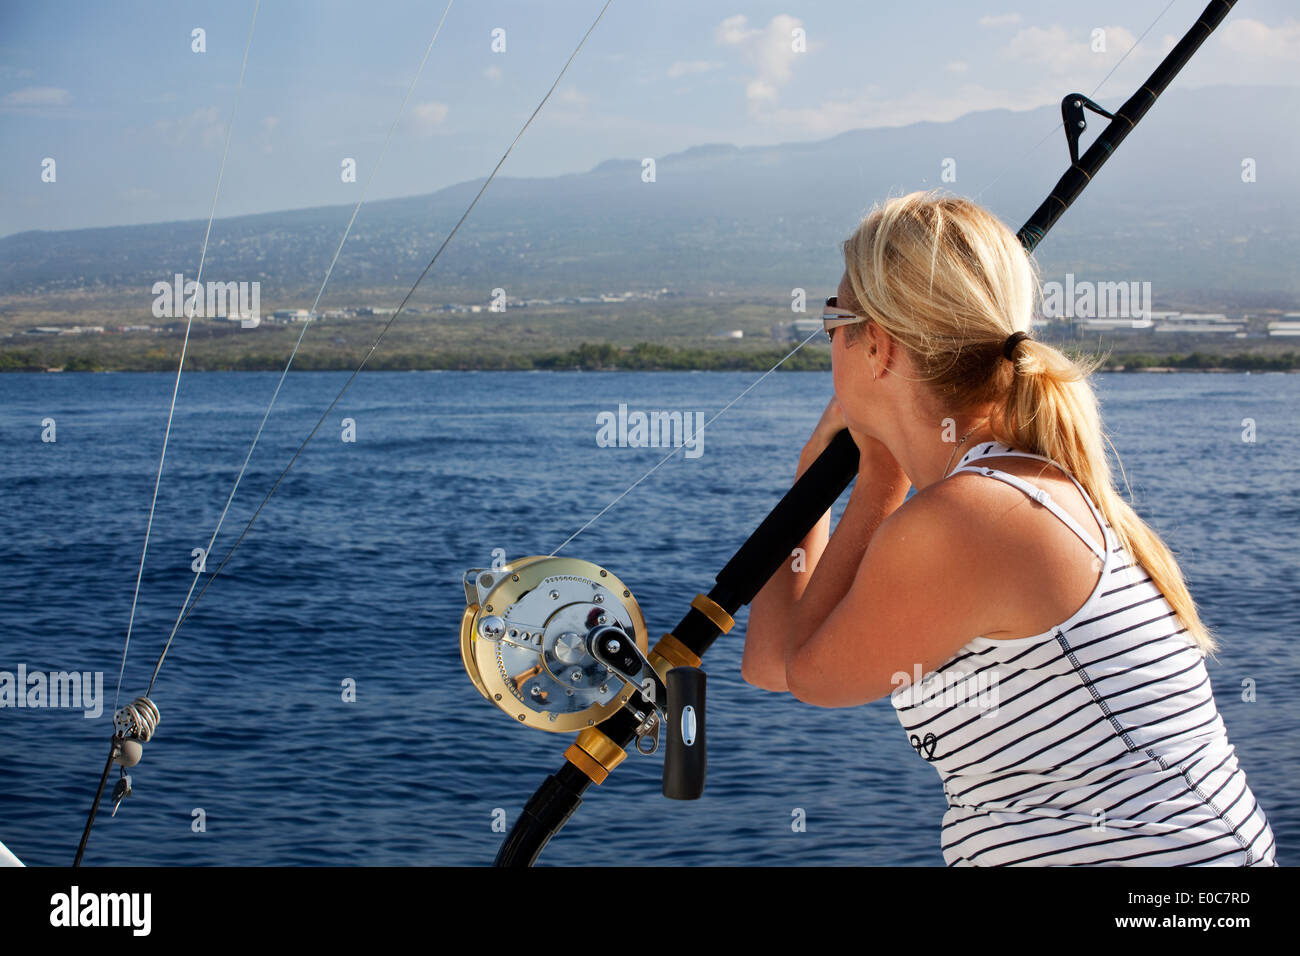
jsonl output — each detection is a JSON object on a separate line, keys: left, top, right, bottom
{"left": 662, "top": 666, "right": 707, "bottom": 800}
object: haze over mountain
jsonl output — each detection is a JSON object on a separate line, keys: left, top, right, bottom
{"left": 2, "top": 84, "right": 1296, "bottom": 310}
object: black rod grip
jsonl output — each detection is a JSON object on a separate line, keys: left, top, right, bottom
{"left": 713, "top": 428, "right": 859, "bottom": 614}
{"left": 662, "top": 667, "right": 706, "bottom": 800}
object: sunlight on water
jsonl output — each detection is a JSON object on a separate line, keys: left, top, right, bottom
{"left": 0, "top": 370, "right": 1295, "bottom": 866}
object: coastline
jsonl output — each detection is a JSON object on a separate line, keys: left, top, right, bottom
{"left": 5, "top": 349, "right": 1300, "bottom": 374}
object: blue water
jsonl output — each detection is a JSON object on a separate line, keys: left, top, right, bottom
{"left": 0, "top": 370, "right": 1296, "bottom": 866}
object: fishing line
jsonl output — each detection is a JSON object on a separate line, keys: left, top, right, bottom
{"left": 972, "top": 0, "right": 1178, "bottom": 204}
{"left": 550, "top": 327, "right": 826, "bottom": 556}
{"left": 550, "top": 3, "right": 1183, "bottom": 557}
{"left": 146, "top": 0, "right": 617, "bottom": 695}
{"left": 475, "top": 0, "right": 1241, "bottom": 869}
{"left": 79, "top": 0, "right": 263, "bottom": 868}
{"left": 111, "top": 0, "right": 261, "bottom": 715}
{"left": 139, "top": 0, "right": 456, "bottom": 700}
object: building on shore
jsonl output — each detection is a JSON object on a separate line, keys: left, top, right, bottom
{"left": 1267, "top": 315, "right": 1300, "bottom": 337}
{"left": 792, "top": 316, "right": 826, "bottom": 342}
{"left": 1154, "top": 313, "right": 1243, "bottom": 335}
{"left": 1080, "top": 317, "right": 1153, "bottom": 332}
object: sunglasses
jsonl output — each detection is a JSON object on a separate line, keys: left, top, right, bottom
{"left": 823, "top": 296, "right": 871, "bottom": 342}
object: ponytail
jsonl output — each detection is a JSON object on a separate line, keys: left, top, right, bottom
{"left": 997, "top": 338, "right": 1218, "bottom": 656}
{"left": 843, "top": 190, "right": 1218, "bottom": 656}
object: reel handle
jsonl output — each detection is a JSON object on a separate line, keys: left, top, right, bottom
{"left": 662, "top": 666, "right": 706, "bottom": 800}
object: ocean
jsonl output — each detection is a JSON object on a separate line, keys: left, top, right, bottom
{"left": 1, "top": 369, "right": 1296, "bottom": 866}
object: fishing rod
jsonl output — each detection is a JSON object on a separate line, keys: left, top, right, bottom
{"left": 463, "top": 0, "right": 1240, "bottom": 867}
{"left": 72, "top": 0, "right": 613, "bottom": 866}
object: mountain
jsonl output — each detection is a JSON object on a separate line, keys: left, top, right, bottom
{"left": 2, "top": 84, "right": 1296, "bottom": 308}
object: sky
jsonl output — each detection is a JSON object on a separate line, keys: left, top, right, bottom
{"left": 1, "top": 0, "right": 1297, "bottom": 237}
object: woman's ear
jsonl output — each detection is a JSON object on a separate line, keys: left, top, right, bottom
{"left": 863, "top": 320, "right": 890, "bottom": 367}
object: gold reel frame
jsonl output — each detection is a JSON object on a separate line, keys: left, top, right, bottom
{"left": 460, "top": 555, "right": 647, "bottom": 732}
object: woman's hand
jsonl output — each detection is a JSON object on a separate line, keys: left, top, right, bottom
{"left": 797, "top": 397, "right": 849, "bottom": 479}
{"left": 798, "top": 397, "right": 908, "bottom": 491}
{"left": 851, "top": 429, "right": 909, "bottom": 492}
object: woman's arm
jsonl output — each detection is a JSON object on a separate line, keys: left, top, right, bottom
{"left": 781, "top": 487, "right": 988, "bottom": 707}
{"left": 744, "top": 411, "right": 911, "bottom": 691}
{"left": 741, "top": 442, "right": 832, "bottom": 691}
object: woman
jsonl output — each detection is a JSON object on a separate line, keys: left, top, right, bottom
{"left": 744, "top": 191, "right": 1276, "bottom": 866}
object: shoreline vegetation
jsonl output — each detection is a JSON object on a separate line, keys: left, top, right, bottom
{"left": 3, "top": 342, "right": 1300, "bottom": 373}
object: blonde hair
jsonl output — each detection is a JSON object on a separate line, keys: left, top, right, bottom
{"left": 842, "top": 190, "right": 1216, "bottom": 655}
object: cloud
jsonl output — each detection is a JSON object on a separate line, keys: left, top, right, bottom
{"left": 1220, "top": 17, "right": 1300, "bottom": 61}
{"left": 556, "top": 85, "right": 590, "bottom": 106}
{"left": 716, "top": 15, "right": 754, "bottom": 47}
{"left": 1174, "top": 17, "right": 1300, "bottom": 86}
{"left": 152, "top": 106, "right": 224, "bottom": 149}
{"left": 1001, "top": 24, "right": 1144, "bottom": 77}
{"left": 484, "top": 65, "right": 503, "bottom": 82}
{"left": 667, "top": 60, "right": 722, "bottom": 79}
{"left": 979, "top": 14, "right": 1022, "bottom": 28}
{"left": 545, "top": 85, "right": 593, "bottom": 125}
{"left": 752, "top": 82, "right": 1049, "bottom": 136}
{"left": 4, "top": 86, "right": 70, "bottom": 107}
{"left": 715, "top": 13, "right": 807, "bottom": 114}
{"left": 733, "top": 14, "right": 1300, "bottom": 137}
{"left": 410, "top": 101, "right": 449, "bottom": 133}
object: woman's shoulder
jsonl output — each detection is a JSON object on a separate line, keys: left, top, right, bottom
{"left": 868, "top": 481, "right": 1013, "bottom": 641}
{"left": 891, "top": 453, "right": 1094, "bottom": 568}
{"left": 939, "top": 445, "right": 1096, "bottom": 509}
{"left": 879, "top": 477, "right": 1003, "bottom": 575}
{"left": 887, "top": 474, "right": 1006, "bottom": 577}
{"left": 901, "top": 449, "right": 1111, "bottom": 641}
{"left": 915, "top": 450, "right": 1103, "bottom": 545}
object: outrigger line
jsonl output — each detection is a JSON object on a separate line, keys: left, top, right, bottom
{"left": 74, "top": 0, "right": 614, "bottom": 865}
{"left": 470, "top": 0, "right": 1240, "bottom": 867}
{"left": 75, "top": 0, "right": 262, "bottom": 869}
{"left": 145, "top": 0, "right": 458, "bottom": 702}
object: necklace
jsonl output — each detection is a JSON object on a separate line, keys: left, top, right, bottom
{"left": 942, "top": 425, "right": 985, "bottom": 480}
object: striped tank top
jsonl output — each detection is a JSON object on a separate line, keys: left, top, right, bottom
{"left": 890, "top": 441, "right": 1277, "bottom": 866}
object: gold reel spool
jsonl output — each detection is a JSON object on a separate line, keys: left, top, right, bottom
{"left": 460, "top": 556, "right": 647, "bottom": 733}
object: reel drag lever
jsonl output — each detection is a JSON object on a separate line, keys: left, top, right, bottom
{"left": 588, "top": 624, "right": 706, "bottom": 799}
{"left": 588, "top": 624, "right": 665, "bottom": 754}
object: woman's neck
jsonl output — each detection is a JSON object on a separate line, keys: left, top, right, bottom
{"left": 891, "top": 414, "right": 997, "bottom": 491}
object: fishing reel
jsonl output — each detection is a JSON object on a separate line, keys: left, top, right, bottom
{"left": 460, "top": 555, "right": 706, "bottom": 798}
